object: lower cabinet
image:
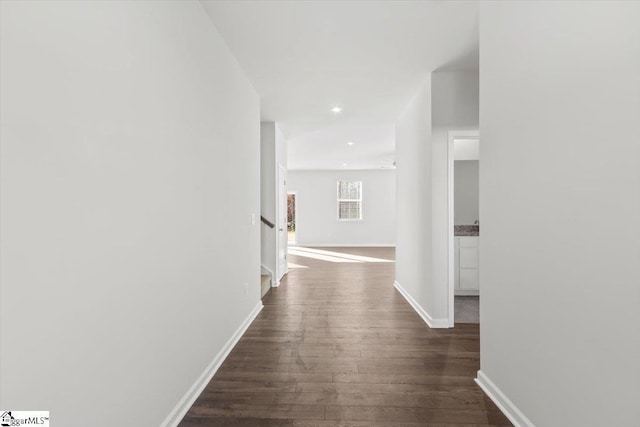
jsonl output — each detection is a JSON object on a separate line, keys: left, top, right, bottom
{"left": 454, "top": 236, "right": 479, "bottom": 295}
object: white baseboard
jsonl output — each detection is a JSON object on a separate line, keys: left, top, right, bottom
{"left": 160, "top": 301, "right": 263, "bottom": 427}
{"left": 455, "top": 290, "right": 479, "bottom": 296}
{"left": 393, "top": 281, "right": 450, "bottom": 328}
{"left": 475, "top": 370, "right": 535, "bottom": 427}
{"left": 295, "top": 243, "right": 396, "bottom": 248}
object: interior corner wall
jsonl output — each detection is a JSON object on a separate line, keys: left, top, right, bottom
{"left": 287, "top": 169, "right": 396, "bottom": 246}
{"left": 395, "top": 79, "right": 437, "bottom": 319}
{"left": 432, "top": 70, "right": 479, "bottom": 127}
{"left": 479, "top": 1, "right": 640, "bottom": 425}
{"left": 0, "top": 2, "right": 261, "bottom": 426}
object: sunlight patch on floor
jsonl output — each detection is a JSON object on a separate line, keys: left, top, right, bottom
{"left": 288, "top": 246, "right": 394, "bottom": 263}
{"left": 287, "top": 248, "right": 361, "bottom": 263}
{"left": 287, "top": 262, "right": 308, "bottom": 269}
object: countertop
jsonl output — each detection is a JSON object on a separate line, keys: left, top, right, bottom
{"left": 454, "top": 225, "right": 479, "bottom": 236}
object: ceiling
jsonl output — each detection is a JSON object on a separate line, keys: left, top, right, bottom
{"left": 201, "top": 1, "right": 479, "bottom": 170}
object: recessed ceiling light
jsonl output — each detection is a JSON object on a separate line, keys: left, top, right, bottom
{"left": 347, "top": 141, "right": 354, "bottom": 146}
{"left": 331, "top": 106, "right": 342, "bottom": 113}
{"left": 342, "top": 163, "right": 348, "bottom": 167}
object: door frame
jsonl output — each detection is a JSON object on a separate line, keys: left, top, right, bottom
{"left": 287, "top": 191, "right": 297, "bottom": 246}
{"left": 276, "top": 164, "right": 288, "bottom": 283}
{"left": 447, "top": 130, "right": 480, "bottom": 327}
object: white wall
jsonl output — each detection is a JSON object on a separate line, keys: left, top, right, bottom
{"left": 276, "top": 125, "right": 287, "bottom": 177}
{"left": 275, "top": 125, "right": 288, "bottom": 280}
{"left": 479, "top": 1, "right": 640, "bottom": 425}
{"left": 395, "top": 79, "right": 437, "bottom": 318}
{"left": 287, "top": 170, "right": 396, "bottom": 246}
{"left": 454, "top": 160, "right": 479, "bottom": 225}
{"left": 260, "top": 122, "right": 286, "bottom": 279}
{"left": 260, "top": 123, "right": 275, "bottom": 275}
{"left": 0, "top": 2, "right": 261, "bottom": 426}
{"left": 432, "top": 71, "right": 479, "bottom": 127}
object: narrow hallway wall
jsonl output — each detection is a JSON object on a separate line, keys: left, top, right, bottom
{"left": 395, "top": 78, "right": 439, "bottom": 324}
{"left": 0, "top": 2, "right": 261, "bottom": 425}
{"left": 478, "top": 1, "right": 640, "bottom": 425}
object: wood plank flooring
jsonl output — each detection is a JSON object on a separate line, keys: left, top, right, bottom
{"left": 180, "top": 247, "right": 511, "bottom": 426}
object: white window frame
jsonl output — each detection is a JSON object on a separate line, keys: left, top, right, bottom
{"left": 336, "top": 180, "right": 363, "bottom": 221}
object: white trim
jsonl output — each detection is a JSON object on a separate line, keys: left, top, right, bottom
{"left": 294, "top": 243, "right": 396, "bottom": 248}
{"left": 447, "top": 133, "right": 455, "bottom": 327}
{"left": 160, "top": 302, "right": 264, "bottom": 427}
{"left": 287, "top": 190, "right": 298, "bottom": 246}
{"left": 455, "top": 290, "right": 479, "bottom": 296}
{"left": 447, "top": 130, "right": 479, "bottom": 328}
{"left": 277, "top": 164, "right": 288, "bottom": 281}
{"left": 394, "top": 281, "right": 450, "bottom": 328}
{"left": 475, "top": 370, "right": 535, "bottom": 427}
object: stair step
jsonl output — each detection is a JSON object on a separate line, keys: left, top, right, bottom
{"left": 260, "top": 274, "right": 271, "bottom": 298}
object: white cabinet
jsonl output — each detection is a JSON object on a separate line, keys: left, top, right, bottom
{"left": 454, "top": 236, "right": 479, "bottom": 295}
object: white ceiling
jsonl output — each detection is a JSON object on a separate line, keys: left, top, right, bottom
{"left": 287, "top": 124, "right": 395, "bottom": 170}
{"left": 202, "top": 1, "right": 479, "bottom": 169}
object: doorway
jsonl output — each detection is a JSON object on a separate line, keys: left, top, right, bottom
{"left": 448, "top": 131, "right": 480, "bottom": 326}
{"left": 277, "top": 165, "right": 288, "bottom": 282}
{"left": 287, "top": 192, "right": 296, "bottom": 245}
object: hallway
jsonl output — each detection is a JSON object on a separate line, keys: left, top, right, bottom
{"left": 180, "top": 247, "right": 511, "bottom": 426}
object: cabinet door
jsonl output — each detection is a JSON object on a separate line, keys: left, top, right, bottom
{"left": 459, "top": 246, "right": 478, "bottom": 269}
{"left": 459, "top": 268, "right": 479, "bottom": 290}
{"left": 458, "top": 237, "right": 479, "bottom": 291}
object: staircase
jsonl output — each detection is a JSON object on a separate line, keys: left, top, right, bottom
{"left": 260, "top": 265, "right": 273, "bottom": 298}
{"left": 260, "top": 274, "right": 271, "bottom": 298}
{"left": 260, "top": 216, "right": 276, "bottom": 298}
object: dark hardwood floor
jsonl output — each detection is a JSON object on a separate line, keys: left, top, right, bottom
{"left": 180, "top": 247, "right": 511, "bottom": 426}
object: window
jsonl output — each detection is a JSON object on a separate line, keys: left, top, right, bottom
{"left": 337, "top": 181, "right": 362, "bottom": 220}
